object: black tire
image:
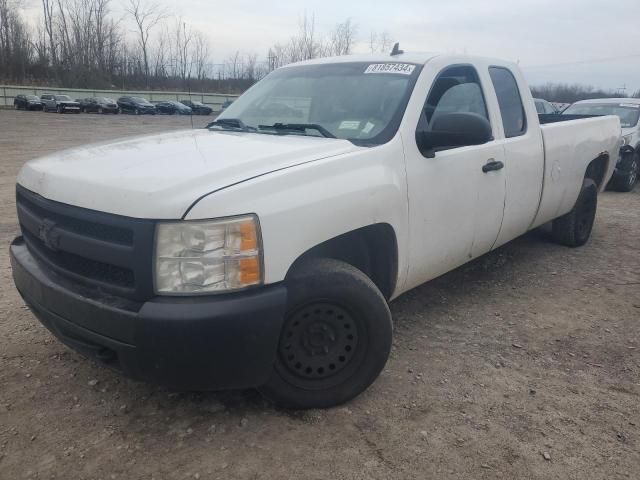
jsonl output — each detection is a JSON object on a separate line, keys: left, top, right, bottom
{"left": 259, "top": 258, "right": 393, "bottom": 409}
{"left": 552, "top": 178, "right": 598, "bottom": 247}
{"left": 609, "top": 152, "right": 639, "bottom": 192}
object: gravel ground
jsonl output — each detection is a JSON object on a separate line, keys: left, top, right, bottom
{"left": 0, "top": 109, "right": 639, "bottom": 480}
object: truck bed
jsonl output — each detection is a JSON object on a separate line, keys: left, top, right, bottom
{"left": 531, "top": 115, "right": 621, "bottom": 229}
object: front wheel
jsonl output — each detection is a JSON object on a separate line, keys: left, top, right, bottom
{"left": 259, "top": 258, "right": 393, "bottom": 409}
{"left": 552, "top": 178, "right": 598, "bottom": 247}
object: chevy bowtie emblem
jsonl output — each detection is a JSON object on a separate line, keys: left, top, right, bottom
{"left": 38, "top": 219, "right": 61, "bottom": 251}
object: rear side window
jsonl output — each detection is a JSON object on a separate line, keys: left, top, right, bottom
{"left": 489, "top": 67, "right": 526, "bottom": 138}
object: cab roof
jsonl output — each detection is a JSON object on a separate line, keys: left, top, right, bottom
{"left": 283, "top": 51, "right": 518, "bottom": 70}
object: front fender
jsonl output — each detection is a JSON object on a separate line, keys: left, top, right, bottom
{"left": 184, "top": 137, "right": 409, "bottom": 290}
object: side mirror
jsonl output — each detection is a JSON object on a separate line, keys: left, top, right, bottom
{"left": 416, "top": 112, "right": 493, "bottom": 158}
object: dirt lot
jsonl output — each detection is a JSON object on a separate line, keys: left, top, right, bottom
{"left": 0, "top": 109, "right": 638, "bottom": 480}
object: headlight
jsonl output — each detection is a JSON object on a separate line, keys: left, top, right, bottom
{"left": 154, "top": 215, "right": 262, "bottom": 295}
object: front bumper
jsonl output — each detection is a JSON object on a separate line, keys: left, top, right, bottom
{"left": 10, "top": 237, "right": 287, "bottom": 390}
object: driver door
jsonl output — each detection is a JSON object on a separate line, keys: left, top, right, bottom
{"left": 403, "top": 64, "right": 506, "bottom": 290}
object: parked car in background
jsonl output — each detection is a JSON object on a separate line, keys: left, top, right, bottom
{"left": 534, "top": 98, "right": 558, "bottom": 114}
{"left": 78, "top": 97, "right": 119, "bottom": 114}
{"left": 563, "top": 98, "right": 640, "bottom": 191}
{"left": 40, "top": 94, "right": 81, "bottom": 113}
{"left": 155, "top": 100, "right": 192, "bottom": 115}
{"left": 117, "top": 96, "right": 156, "bottom": 115}
{"left": 180, "top": 100, "right": 212, "bottom": 115}
{"left": 10, "top": 52, "right": 621, "bottom": 409}
{"left": 14, "top": 94, "right": 43, "bottom": 111}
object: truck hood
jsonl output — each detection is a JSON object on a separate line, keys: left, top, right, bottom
{"left": 17, "top": 129, "right": 359, "bottom": 219}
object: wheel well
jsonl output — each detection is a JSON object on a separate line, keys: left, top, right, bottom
{"left": 584, "top": 154, "right": 609, "bottom": 189}
{"left": 286, "top": 224, "right": 398, "bottom": 300}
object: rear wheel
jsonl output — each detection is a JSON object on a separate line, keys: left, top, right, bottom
{"left": 552, "top": 178, "right": 598, "bottom": 247}
{"left": 259, "top": 258, "right": 392, "bottom": 409}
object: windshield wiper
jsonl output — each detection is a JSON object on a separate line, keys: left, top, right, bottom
{"left": 206, "top": 118, "right": 256, "bottom": 132}
{"left": 258, "top": 123, "right": 336, "bottom": 138}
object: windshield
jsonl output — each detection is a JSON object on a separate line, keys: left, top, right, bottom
{"left": 563, "top": 102, "right": 640, "bottom": 128}
{"left": 217, "top": 61, "right": 422, "bottom": 144}
{"left": 55, "top": 95, "right": 71, "bottom": 101}
{"left": 131, "top": 97, "right": 150, "bottom": 104}
{"left": 26, "top": 95, "right": 39, "bottom": 100}
{"left": 99, "top": 97, "right": 115, "bottom": 103}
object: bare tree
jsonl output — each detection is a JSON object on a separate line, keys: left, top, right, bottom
{"left": 41, "top": 0, "right": 57, "bottom": 66}
{"left": 224, "top": 50, "right": 241, "bottom": 80}
{"left": 192, "top": 30, "right": 209, "bottom": 81}
{"left": 126, "top": 0, "right": 166, "bottom": 88}
{"left": 328, "top": 18, "right": 356, "bottom": 56}
{"left": 242, "top": 52, "right": 257, "bottom": 81}
{"left": 369, "top": 30, "right": 392, "bottom": 53}
{"left": 173, "top": 18, "right": 192, "bottom": 85}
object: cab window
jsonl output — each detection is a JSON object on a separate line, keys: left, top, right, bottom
{"left": 489, "top": 67, "right": 526, "bottom": 137}
{"left": 419, "top": 65, "right": 490, "bottom": 130}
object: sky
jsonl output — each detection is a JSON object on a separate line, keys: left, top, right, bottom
{"left": 168, "top": 0, "right": 640, "bottom": 93}
{"left": 25, "top": 0, "right": 640, "bottom": 92}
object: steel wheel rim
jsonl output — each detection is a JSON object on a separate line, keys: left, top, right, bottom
{"left": 279, "top": 302, "right": 360, "bottom": 381}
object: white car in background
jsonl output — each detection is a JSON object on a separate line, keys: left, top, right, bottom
{"left": 563, "top": 98, "right": 640, "bottom": 191}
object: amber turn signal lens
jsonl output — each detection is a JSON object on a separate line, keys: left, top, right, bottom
{"left": 240, "top": 221, "right": 258, "bottom": 251}
{"left": 239, "top": 257, "right": 261, "bottom": 284}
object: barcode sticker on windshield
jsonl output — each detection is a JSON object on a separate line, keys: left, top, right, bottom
{"left": 364, "top": 63, "right": 415, "bottom": 75}
{"left": 339, "top": 120, "right": 361, "bottom": 130}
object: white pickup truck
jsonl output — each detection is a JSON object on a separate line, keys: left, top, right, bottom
{"left": 11, "top": 51, "right": 621, "bottom": 409}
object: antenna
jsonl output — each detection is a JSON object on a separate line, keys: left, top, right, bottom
{"left": 390, "top": 43, "right": 404, "bottom": 56}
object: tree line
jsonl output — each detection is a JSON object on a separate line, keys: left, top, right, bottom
{"left": 531, "top": 83, "right": 640, "bottom": 103}
{"left": 3, "top": 1, "right": 637, "bottom": 98}
{"left": 0, "top": 1, "right": 393, "bottom": 93}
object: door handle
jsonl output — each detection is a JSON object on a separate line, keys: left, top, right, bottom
{"left": 482, "top": 160, "right": 504, "bottom": 173}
